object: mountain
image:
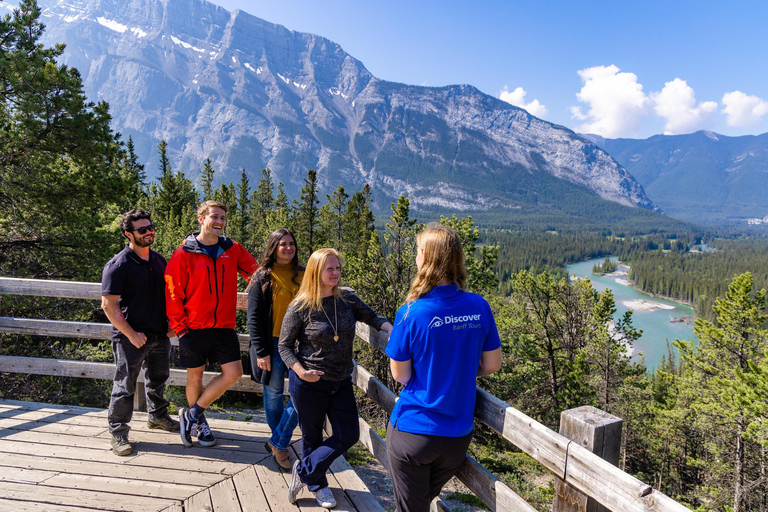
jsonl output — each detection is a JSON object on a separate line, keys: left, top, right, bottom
{"left": 584, "top": 131, "right": 768, "bottom": 225}
{"left": 12, "top": 0, "right": 660, "bottom": 221}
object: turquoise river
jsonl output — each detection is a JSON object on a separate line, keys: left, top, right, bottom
{"left": 565, "top": 257, "right": 697, "bottom": 370}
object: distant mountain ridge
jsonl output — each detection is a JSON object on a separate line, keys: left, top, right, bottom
{"left": 583, "top": 131, "right": 768, "bottom": 225}
{"left": 10, "top": 0, "right": 659, "bottom": 217}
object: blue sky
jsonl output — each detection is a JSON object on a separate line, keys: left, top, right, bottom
{"left": 209, "top": 0, "right": 768, "bottom": 139}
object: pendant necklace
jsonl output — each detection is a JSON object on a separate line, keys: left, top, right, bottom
{"left": 322, "top": 297, "right": 339, "bottom": 342}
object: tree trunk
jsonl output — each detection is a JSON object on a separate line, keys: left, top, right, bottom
{"left": 734, "top": 422, "right": 744, "bottom": 512}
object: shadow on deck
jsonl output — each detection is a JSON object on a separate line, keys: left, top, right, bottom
{"left": 0, "top": 399, "right": 384, "bottom": 512}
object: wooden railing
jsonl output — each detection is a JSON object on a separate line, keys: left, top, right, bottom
{"left": 0, "top": 277, "right": 691, "bottom": 512}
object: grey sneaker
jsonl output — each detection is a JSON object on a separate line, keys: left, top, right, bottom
{"left": 288, "top": 459, "right": 304, "bottom": 504}
{"left": 179, "top": 407, "right": 194, "bottom": 447}
{"left": 147, "top": 414, "right": 180, "bottom": 432}
{"left": 315, "top": 486, "right": 336, "bottom": 509}
{"left": 195, "top": 416, "right": 216, "bottom": 447}
{"left": 111, "top": 434, "right": 132, "bottom": 456}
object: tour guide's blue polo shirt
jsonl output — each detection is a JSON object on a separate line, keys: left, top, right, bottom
{"left": 386, "top": 284, "right": 501, "bottom": 437}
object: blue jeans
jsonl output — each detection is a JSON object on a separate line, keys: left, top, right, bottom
{"left": 289, "top": 371, "right": 360, "bottom": 492}
{"left": 264, "top": 338, "right": 298, "bottom": 450}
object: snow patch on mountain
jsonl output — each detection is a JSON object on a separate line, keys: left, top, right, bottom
{"left": 170, "top": 35, "right": 205, "bottom": 53}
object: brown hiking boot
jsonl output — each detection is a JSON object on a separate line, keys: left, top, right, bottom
{"left": 266, "top": 440, "right": 291, "bottom": 469}
{"left": 147, "top": 414, "right": 180, "bottom": 432}
{"left": 111, "top": 434, "right": 133, "bottom": 456}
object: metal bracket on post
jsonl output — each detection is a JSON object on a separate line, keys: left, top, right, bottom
{"left": 552, "top": 405, "right": 623, "bottom": 512}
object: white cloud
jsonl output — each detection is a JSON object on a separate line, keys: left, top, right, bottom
{"left": 570, "top": 65, "right": 649, "bottom": 138}
{"left": 651, "top": 78, "right": 717, "bottom": 135}
{"left": 721, "top": 91, "right": 768, "bottom": 127}
{"left": 499, "top": 86, "right": 548, "bottom": 118}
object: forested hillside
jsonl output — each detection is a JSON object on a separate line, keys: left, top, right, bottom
{"left": 3, "top": 3, "right": 768, "bottom": 510}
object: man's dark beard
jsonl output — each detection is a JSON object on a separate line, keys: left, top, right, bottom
{"left": 134, "top": 237, "right": 153, "bottom": 248}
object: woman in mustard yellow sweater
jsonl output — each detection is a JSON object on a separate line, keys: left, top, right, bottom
{"left": 247, "top": 229, "right": 304, "bottom": 469}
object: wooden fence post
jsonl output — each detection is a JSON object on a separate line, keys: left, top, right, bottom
{"left": 134, "top": 379, "right": 147, "bottom": 412}
{"left": 553, "top": 406, "right": 622, "bottom": 512}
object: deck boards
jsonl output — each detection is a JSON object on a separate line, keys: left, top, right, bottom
{"left": 0, "top": 399, "right": 385, "bottom": 511}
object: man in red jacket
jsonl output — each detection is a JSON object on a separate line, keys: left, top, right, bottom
{"left": 165, "top": 200, "right": 258, "bottom": 447}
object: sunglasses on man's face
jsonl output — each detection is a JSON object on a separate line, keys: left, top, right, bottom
{"left": 132, "top": 224, "right": 155, "bottom": 235}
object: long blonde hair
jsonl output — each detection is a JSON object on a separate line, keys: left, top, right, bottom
{"left": 292, "top": 248, "right": 342, "bottom": 312}
{"left": 405, "top": 225, "right": 466, "bottom": 303}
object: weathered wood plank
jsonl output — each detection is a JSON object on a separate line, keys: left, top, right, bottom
{"left": 125, "top": 453, "right": 250, "bottom": 475}
{"left": 0, "top": 317, "right": 250, "bottom": 350}
{"left": 356, "top": 417, "right": 389, "bottom": 471}
{"left": 253, "top": 458, "right": 298, "bottom": 512}
{"left": 185, "top": 489, "right": 214, "bottom": 512}
{"left": 42, "top": 473, "right": 202, "bottom": 500}
{"left": 0, "top": 398, "right": 109, "bottom": 416}
{"left": 554, "top": 406, "right": 624, "bottom": 512}
{"left": 0, "top": 438, "right": 248, "bottom": 476}
{"left": 0, "top": 355, "right": 262, "bottom": 393}
{"left": 0, "top": 453, "right": 227, "bottom": 487}
{"left": 0, "top": 277, "right": 101, "bottom": 300}
{"left": 0, "top": 277, "right": 249, "bottom": 310}
{"left": 328, "top": 454, "right": 385, "bottom": 511}
{"left": 0, "top": 417, "right": 108, "bottom": 436}
{"left": 564, "top": 442, "right": 691, "bottom": 512}
{"left": 231, "top": 466, "right": 271, "bottom": 512}
{"left": 355, "top": 323, "right": 388, "bottom": 353}
{"left": 351, "top": 362, "right": 397, "bottom": 415}
{"left": 475, "top": 388, "right": 568, "bottom": 476}
{"left": 96, "top": 428, "right": 269, "bottom": 454}
{"left": 430, "top": 499, "right": 452, "bottom": 512}
{"left": 159, "top": 503, "right": 184, "bottom": 512}
{"left": 455, "top": 457, "right": 537, "bottom": 512}
{"left": 0, "top": 480, "right": 175, "bottom": 512}
{"left": 0, "top": 466, "right": 56, "bottom": 484}
{"left": 0, "top": 497, "right": 106, "bottom": 512}
{"left": 208, "top": 477, "right": 242, "bottom": 512}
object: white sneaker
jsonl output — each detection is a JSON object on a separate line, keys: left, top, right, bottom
{"left": 288, "top": 459, "right": 304, "bottom": 504}
{"left": 314, "top": 486, "right": 336, "bottom": 509}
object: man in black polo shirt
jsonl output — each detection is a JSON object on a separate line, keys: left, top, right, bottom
{"left": 101, "top": 209, "right": 179, "bottom": 456}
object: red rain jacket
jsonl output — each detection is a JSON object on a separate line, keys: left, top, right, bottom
{"left": 165, "top": 233, "right": 258, "bottom": 336}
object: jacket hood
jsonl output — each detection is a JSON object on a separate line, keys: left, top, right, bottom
{"left": 181, "top": 232, "right": 235, "bottom": 253}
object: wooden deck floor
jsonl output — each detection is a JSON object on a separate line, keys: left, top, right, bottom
{"left": 0, "top": 399, "right": 385, "bottom": 512}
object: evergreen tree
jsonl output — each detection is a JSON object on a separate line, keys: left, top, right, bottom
{"left": 0, "top": 0, "right": 131, "bottom": 278}
{"left": 248, "top": 168, "right": 275, "bottom": 253}
{"left": 200, "top": 158, "right": 215, "bottom": 201}
{"left": 440, "top": 215, "right": 499, "bottom": 295}
{"left": 292, "top": 169, "right": 321, "bottom": 259}
{"left": 117, "top": 136, "right": 147, "bottom": 211}
{"left": 148, "top": 141, "right": 197, "bottom": 257}
{"left": 676, "top": 272, "right": 768, "bottom": 511}
{"left": 344, "top": 184, "right": 376, "bottom": 259}
{"left": 320, "top": 185, "right": 349, "bottom": 250}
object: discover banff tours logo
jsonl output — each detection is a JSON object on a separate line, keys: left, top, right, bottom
{"left": 428, "top": 313, "right": 482, "bottom": 330}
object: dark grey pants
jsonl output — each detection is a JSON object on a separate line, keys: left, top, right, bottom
{"left": 108, "top": 334, "right": 171, "bottom": 435}
{"left": 386, "top": 422, "right": 472, "bottom": 512}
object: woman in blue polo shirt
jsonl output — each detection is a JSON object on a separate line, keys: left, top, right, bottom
{"left": 385, "top": 225, "right": 502, "bottom": 512}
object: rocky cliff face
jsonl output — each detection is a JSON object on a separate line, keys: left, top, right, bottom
{"left": 16, "top": 0, "right": 656, "bottom": 212}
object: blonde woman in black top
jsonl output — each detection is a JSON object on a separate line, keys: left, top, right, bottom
{"left": 279, "top": 248, "right": 392, "bottom": 508}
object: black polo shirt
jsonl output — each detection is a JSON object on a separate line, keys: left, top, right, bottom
{"left": 101, "top": 246, "right": 168, "bottom": 339}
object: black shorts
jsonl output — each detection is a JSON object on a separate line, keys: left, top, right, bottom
{"left": 178, "top": 328, "right": 241, "bottom": 369}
